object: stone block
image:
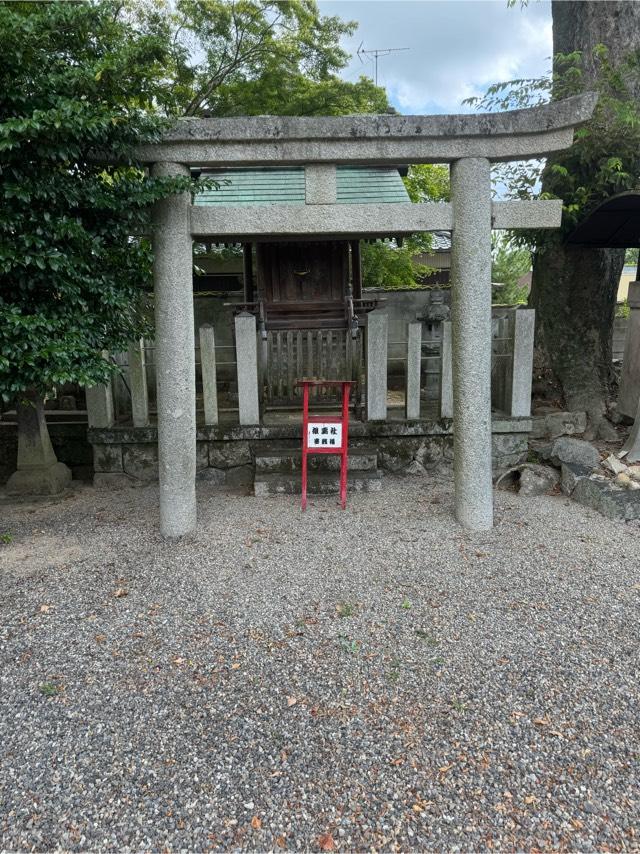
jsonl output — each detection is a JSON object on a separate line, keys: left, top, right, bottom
{"left": 531, "top": 410, "right": 587, "bottom": 440}
{"left": 93, "top": 443, "right": 123, "bottom": 474}
{"left": 572, "top": 477, "right": 640, "bottom": 521}
{"left": 561, "top": 462, "right": 592, "bottom": 496}
{"left": 6, "top": 461, "right": 71, "bottom": 496}
{"left": 225, "top": 465, "right": 254, "bottom": 488}
{"left": 196, "top": 467, "right": 226, "bottom": 485}
{"left": 122, "top": 444, "right": 158, "bottom": 481}
{"left": 196, "top": 442, "right": 208, "bottom": 470}
{"left": 550, "top": 437, "right": 600, "bottom": 470}
{"left": 518, "top": 464, "right": 559, "bottom": 497}
{"left": 491, "top": 433, "right": 527, "bottom": 475}
{"left": 377, "top": 438, "right": 443, "bottom": 473}
{"left": 209, "top": 441, "right": 252, "bottom": 469}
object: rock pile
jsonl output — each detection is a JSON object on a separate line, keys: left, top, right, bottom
{"left": 498, "top": 436, "right": 640, "bottom": 521}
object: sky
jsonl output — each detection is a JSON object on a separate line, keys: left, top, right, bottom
{"left": 317, "top": 0, "right": 553, "bottom": 115}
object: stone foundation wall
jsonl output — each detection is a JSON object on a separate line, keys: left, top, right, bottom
{"left": 88, "top": 417, "right": 530, "bottom": 488}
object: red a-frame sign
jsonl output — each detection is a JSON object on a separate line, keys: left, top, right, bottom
{"left": 297, "top": 379, "right": 353, "bottom": 511}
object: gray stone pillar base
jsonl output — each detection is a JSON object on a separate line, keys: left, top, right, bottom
{"left": 6, "top": 389, "right": 72, "bottom": 496}
{"left": 6, "top": 461, "right": 71, "bottom": 496}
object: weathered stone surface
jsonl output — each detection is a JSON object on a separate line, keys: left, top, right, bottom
{"left": 614, "top": 472, "right": 633, "bottom": 488}
{"left": 137, "top": 94, "right": 597, "bottom": 166}
{"left": 367, "top": 310, "right": 388, "bottom": 421}
{"left": 530, "top": 410, "right": 587, "bottom": 440}
{"left": 196, "top": 467, "right": 225, "bottom": 485}
{"left": 378, "top": 438, "right": 443, "bottom": 472}
{"left": 561, "top": 462, "right": 592, "bottom": 496}
{"left": 235, "top": 313, "right": 260, "bottom": 426}
{"left": 6, "top": 461, "right": 71, "bottom": 496}
{"left": 627, "top": 464, "right": 640, "bottom": 481}
{"left": 451, "top": 156, "right": 493, "bottom": 531}
{"left": 93, "top": 443, "right": 123, "bottom": 474}
{"left": 572, "top": 477, "right": 640, "bottom": 521}
{"left": 6, "top": 390, "right": 72, "bottom": 496}
{"left": 518, "top": 464, "right": 560, "bottom": 497}
{"left": 196, "top": 442, "right": 208, "bottom": 470}
{"left": 603, "top": 454, "right": 628, "bottom": 475}
{"left": 225, "top": 465, "right": 254, "bottom": 488}
{"left": 492, "top": 433, "right": 528, "bottom": 475}
{"left": 209, "top": 441, "right": 252, "bottom": 469}
{"left": 254, "top": 470, "right": 382, "bottom": 496}
{"left": 152, "top": 161, "right": 196, "bottom": 538}
{"left": 122, "top": 444, "right": 158, "bottom": 481}
{"left": 305, "top": 164, "right": 336, "bottom": 204}
{"left": 550, "top": 437, "right": 600, "bottom": 470}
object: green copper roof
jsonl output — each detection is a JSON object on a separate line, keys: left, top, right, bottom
{"left": 195, "top": 166, "right": 409, "bottom": 206}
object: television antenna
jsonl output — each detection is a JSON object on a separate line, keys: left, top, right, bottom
{"left": 356, "top": 42, "right": 410, "bottom": 87}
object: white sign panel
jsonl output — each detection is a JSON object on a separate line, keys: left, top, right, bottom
{"left": 307, "top": 422, "right": 342, "bottom": 450}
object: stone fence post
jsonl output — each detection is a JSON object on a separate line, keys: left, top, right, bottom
{"left": 235, "top": 312, "right": 260, "bottom": 426}
{"left": 405, "top": 321, "right": 422, "bottom": 420}
{"left": 367, "top": 309, "right": 388, "bottom": 421}
{"left": 199, "top": 324, "right": 219, "bottom": 426}
{"left": 440, "top": 321, "right": 453, "bottom": 419}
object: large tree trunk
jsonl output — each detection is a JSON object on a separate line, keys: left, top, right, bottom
{"left": 529, "top": 0, "right": 640, "bottom": 438}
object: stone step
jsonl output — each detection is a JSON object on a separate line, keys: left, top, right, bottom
{"left": 254, "top": 446, "right": 378, "bottom": 473}
{"left": 254, "top": 470, "right": 383, "bottom": 496}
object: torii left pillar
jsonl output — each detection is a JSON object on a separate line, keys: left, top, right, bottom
{"left": 152, "top": 162, "right": 196, "bottom": 537}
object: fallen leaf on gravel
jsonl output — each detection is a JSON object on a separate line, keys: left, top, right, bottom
{"left": 251, "top": 816, "right": 262, "bottom": 830}
{"left": 317, "top": 833, "right": 335, "bottom": 851}
{"left": 39, "top": 604, "right": 53, "bottom": 613}
{"left": 95, "top": 634, "right": 106, "bottom": 644}
{"left": 533, "top": 715, "right": 551, "bottom": 726}
{"left": 232, "top": 663, "right": 241, "bottom": 670}
{"left": 438, "top": 763, "right": 454, "bottom": 774}
{"left": 570, "top": 818, "right": 584, "bottom": 830}
{"left": 114, "top": 588, "right": 128, "bottom": 598}
{"left": 286, "top": 696, "right": 297, "bottom": 707}
{"left": 275, "top": 835, "right": 287, "bottom": 849}
{"left": 524, "top": 795, "right": 538, "bottom": 805}
{"left": 389, "top": 757, "right": 404, "bottom": 766}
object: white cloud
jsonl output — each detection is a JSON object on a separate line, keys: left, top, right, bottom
{"left": 318, "top": 0, "right": 553, "bottom": 114}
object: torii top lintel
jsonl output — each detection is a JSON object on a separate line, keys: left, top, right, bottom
{"left": 136, "top": 93, "right": 597, "bottom": 168}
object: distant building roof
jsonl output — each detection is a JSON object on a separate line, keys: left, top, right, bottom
{"left": 195, "top": 166, "right": 410, "bottom": 206}
{"left": 430, "top": 231, "right": 451, "bottom": 252}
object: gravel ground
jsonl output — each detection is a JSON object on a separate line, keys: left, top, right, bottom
{"left": 1, "top": 473, "right": 639, "bottom": 852}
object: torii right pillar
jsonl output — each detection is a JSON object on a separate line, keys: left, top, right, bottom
{"left": 451, "top": 157, "right": 494, "bottom": 530}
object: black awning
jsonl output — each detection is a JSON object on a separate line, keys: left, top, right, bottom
{"left": 566, "top": 191, "right": 640, "bottom": 247}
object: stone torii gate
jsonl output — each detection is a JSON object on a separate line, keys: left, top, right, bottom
{"left": 135, "top": 94, "right": 597, "bottom": 538}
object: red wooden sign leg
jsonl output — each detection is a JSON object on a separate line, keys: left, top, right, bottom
{"left": 301, "top": 382, "right": 309, "bottom": 511}
{"left": 339, "top": 381, "right": 351, "bottom": 510}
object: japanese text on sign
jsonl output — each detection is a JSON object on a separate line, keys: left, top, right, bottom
{"left": 307, "top": 422, "right": 342, "bottom": 449}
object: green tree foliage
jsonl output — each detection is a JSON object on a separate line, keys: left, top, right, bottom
{"left": 491, "top": 236, "right": 530, "bottom": 304}
{"left": 0, "top": 1, "right": 202, "bottom": 402}
{"left": 403, "top": 164, "right": 450, "bottom": 203}
{"left": 132, "top": 0, "right": 392, "bottom": 117}
{"left": 465, "top": 46, "right": 640, "bottom": 238}
{"left": 361, "top": 240, "right": 429, "bottom": 290}
{"left": 360, "top": 165, "right": 449, "bottom": 290}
